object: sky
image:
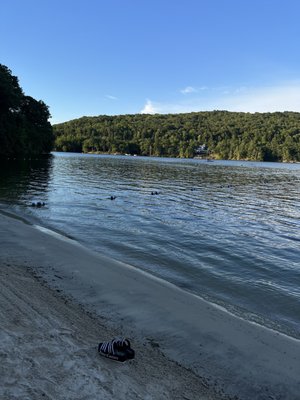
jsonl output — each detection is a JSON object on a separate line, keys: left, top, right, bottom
{"left": 1, "top": 0, "right": 300, "bottom": 124}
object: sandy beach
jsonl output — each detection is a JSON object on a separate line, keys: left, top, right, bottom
{"left": 0, "top": 211, "right": 299, "bottom": 400}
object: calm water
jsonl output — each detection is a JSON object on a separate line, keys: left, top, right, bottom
{"left": 1, "top": 153, "right": 300, "bottom": 336}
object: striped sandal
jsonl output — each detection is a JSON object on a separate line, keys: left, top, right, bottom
{"left": 98, "top": 338, "right": 135, "bottom": 362}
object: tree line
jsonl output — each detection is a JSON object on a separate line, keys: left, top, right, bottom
{"left": 1, "top": 62, "right": 299, "bottom": 162}
{"left": 53, "top": 111, "right": 300, "bottom": 162}
{"left": 0, "top": 64, "right": 53, "bottom": 158}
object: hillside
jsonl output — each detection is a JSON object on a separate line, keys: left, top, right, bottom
{"left": 53, "top": 111, "right": 300, "bottom": 161}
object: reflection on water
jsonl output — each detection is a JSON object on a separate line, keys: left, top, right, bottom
{"left": 1, "top": 152, "right": 300, "bottom": 336}
{"left": 0, "top": 155, "right": 53, "bottom": 204}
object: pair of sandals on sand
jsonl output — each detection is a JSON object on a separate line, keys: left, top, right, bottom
{"left": 98, "top": 338, "right": 135, "bottom": 362}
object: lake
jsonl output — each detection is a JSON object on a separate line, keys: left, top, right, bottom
{"left": 1, "top": 152, "right": 300, "bottom": 337}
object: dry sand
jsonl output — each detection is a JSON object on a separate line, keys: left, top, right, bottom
{"left": 0, "top": 211, "right": 299, "bottom": 399}
{"left": 0, "top": 263, "right": 220, "bottom": 400}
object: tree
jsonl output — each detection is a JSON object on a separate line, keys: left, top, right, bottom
{"left": 0, "top": 64, "right": 23, "bottom": 112}
{"left": 19, "top": 96, "right": 53, "bottom": 153}
{"left": 0, "top": 64, "right": 54, "bottom": 157}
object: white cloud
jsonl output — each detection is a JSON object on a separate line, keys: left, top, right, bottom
{"left": 234, "top": 86, "right": 248, "bottom": 94}
{"left": 180, "top": 86, "right": 197, "bottom": 94}
{"left": 222, "top": 83, "right": 300, "bottom": 113}
{"left": 141, "top": 82, "right": 300, "bottom": 115}
{"left": 180, "top": 86, "right": 208, "bottom": 94}
{"left": 140, "top": 99, "right": 159, "bottom": 114}
{"left": 105, "top": 95, "right": 118, "bottom": 100}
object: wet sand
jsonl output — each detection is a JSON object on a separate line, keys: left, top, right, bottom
{"left": 0, "top": 212, "right": 299, "bottom": 399}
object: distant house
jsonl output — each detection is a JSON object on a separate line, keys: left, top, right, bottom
{"left": 195, "top": 144, "right": 209, "bottom": 155}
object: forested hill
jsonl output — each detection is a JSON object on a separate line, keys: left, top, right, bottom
{"left": 53, "top": 111, "right": 300, "bottom": 162}
{"left": 0, "top": 64, "right": 53, "bottom": 158}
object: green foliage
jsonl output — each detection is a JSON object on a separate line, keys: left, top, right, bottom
{"left": 0, "top": 64, "right": 54, "bottom": 157}
{"left": 53, "top": 111, "right": 300, "bottom": 162}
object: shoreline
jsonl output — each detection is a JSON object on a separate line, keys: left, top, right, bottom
{"left": 49, "top": 150, "right": 300, "bottom": 164}
{"left": 1, "top": 212, "right": 300, "bottom": 399}
{"left": 3, "top": 206, "right": 299, "bottom": 341}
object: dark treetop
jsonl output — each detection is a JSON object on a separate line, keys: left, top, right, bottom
{"left": 0, "top": 64, "right": 54, "bottom": 158}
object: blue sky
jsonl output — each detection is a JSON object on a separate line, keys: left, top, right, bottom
{"left": 1, "top": 0, "right": 300, "bottom": 124}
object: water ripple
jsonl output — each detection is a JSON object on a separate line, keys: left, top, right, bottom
{"left": 1, "top": 153, "right": 300, "bottom": 336}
